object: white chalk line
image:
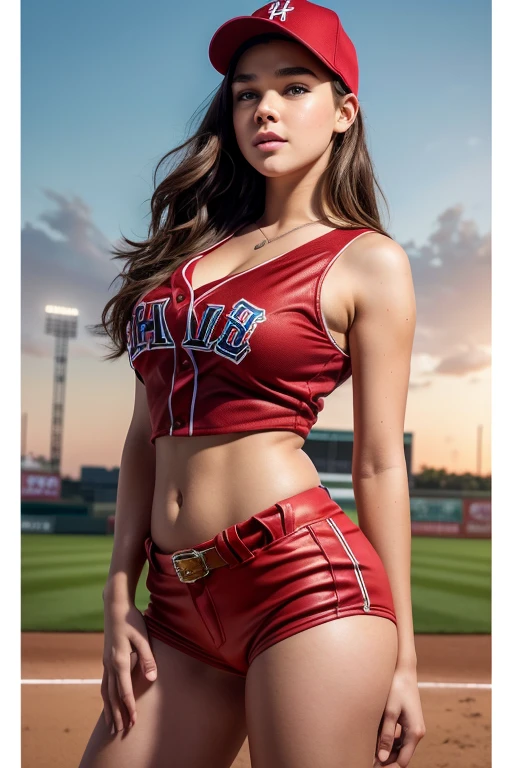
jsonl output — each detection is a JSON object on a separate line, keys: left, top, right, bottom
{"left": 20, "top": 679, "right": 491, "bottom": 689}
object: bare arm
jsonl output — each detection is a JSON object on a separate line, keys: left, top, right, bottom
{"left": 103, "top": 375, "right": 155, "bottom": 604}
{"left": 348, "top": 234, "right": 417, "bottom": 669}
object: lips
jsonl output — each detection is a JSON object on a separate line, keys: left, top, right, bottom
{"left": 252, "top": 132, "right": 287, "bottom": 146}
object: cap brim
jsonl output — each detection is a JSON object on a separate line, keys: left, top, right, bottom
{"left": 208, "top": 16, "right": 339, "bottom": 82}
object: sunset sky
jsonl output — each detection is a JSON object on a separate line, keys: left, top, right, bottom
{"left": 21, "top": 0, "right": 491, "bottom": 479}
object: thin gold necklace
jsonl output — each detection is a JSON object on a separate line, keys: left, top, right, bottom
{"left": 254, "top": 217, "right": 329, "bottom": 250}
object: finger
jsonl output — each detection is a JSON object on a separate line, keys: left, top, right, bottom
{"left": 132, "top": 637, "right": 158, "bottom": 682}
{"left": 376, "top": 746, "right": 401, "bottom": 767}
{"left": 114, "top": 656, "right": 138, "bottom": 728}
{"left": 100, "top": 670, "right": 114, "bottom": 730}
{"left": 377, "top": 712, "right": 400, "bottom": 763}
{"left": 108, "top": 669, "right": 127, "bottom": 733}
{"left": 396, "top": 728, "right": 424, "bottom": 767}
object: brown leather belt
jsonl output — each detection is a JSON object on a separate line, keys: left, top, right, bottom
{"left": 168, "top": 486, "right": 334, "bottom": 583}
{"left": 172, "top": 546, "right": 228, "bottom": 583}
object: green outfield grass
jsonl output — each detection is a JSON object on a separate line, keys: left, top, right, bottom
{"left": 21, "top": 531, "right": 491, "bottom": 633}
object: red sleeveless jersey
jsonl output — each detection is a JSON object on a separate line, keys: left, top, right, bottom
{"left": 127, "top": 227, "right": 375, "bottom": 443}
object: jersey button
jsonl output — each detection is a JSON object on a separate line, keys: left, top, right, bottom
{"left": 174, "top": 418, "right": 184, "bottom": 429}
{"left": 180, "top": 357, "right": 190, "bottom": 368}
{"left": 176, "top": 293, "right": 185, "bottom": 303}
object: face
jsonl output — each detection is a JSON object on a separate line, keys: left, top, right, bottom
{"left": 231, "top": 38, "right": 358, "bottom": 178}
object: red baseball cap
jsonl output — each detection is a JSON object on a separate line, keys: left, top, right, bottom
{"left": 208, "top": 0, "right": 359, "bottom": 96}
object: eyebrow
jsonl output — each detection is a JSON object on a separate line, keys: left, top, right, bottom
{"left": 231, "top": 66, "right": 320, "bottom": 85}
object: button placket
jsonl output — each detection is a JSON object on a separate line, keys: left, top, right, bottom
{"left": 170, "top": 259, "right": 198, "bottom": 436}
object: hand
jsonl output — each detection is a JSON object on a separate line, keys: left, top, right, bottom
{"left": 373, "top": 667, "right": 426, "bottom": 767}
{"left": 101, "top": 599, "right": 158, "bottom": 734}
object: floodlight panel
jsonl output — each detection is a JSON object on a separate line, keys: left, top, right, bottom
{"left": 45, "top": 305, "right": 79, "bottom": 316}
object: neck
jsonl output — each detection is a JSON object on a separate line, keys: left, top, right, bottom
{"left": 257, "top": 151, "right": 331, "bottom": 234}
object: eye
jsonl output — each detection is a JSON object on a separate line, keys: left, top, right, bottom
{"left": 287, "top": 85, "right": 309, "bottom": 96}
{"left": 235, "top": 84, "right": 310, "bottom": 102}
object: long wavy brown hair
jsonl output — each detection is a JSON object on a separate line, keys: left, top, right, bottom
{"left": 91, "top": 32, "right": 391, "bottom": 359}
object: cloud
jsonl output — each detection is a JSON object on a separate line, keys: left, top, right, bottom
{"left": 434, "top": 345, "right": 491, "bottom": 376}
{"left": 21, "top": 190, "right": 125, "bottom": 358}
{"left": 22, "top": 194, "right": 491, "bottom": 389}
{"left": 408, "top": 380, "right": 432, "bottom": 390}
{"left": 403, "top": 205, "right": 491, "bottom": 380}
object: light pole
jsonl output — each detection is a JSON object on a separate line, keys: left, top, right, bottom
{"left": 21, "top": 412, "right": 28, "bottom": 458}
{"left": 476, "top": 424, "right": 483, "bottom": 476}
{"left": 44, "top": 305, "right": 79, "bottom": 473}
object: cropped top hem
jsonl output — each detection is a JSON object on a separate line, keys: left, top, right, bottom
{"left": 150, "top": 421, "right": 311, "bottom": 445}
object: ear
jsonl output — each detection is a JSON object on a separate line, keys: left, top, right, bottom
{"left": 334, "top": 93, "right": 359, "bottom": 134}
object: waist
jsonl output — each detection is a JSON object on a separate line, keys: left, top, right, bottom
{"left": 147, "top": 483, "right": 337, "bottom": 579}
{"left": 151, "top": 431, "right": 321, "bottom": 551}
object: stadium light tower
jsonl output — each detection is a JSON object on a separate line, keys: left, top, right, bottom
{"left": 44, "top": 305, "right": 79, "bottom": 473}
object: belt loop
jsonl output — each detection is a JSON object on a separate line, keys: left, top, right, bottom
{"left": 254, "top": 514, "right": 283, "bottom": 542}
{"left": 144, "top": 537, "right": 159, "bottom": 572}
{"left": 224, "top": 525, "right": 256, "bottom": 563}
{"left": 276, "top": 501, "right": 295, "bottom": 536}
{"left": 212, "top": 530, "right": 239, "bottom": 566}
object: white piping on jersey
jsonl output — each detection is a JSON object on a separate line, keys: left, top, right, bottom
{"left": 320, "top": 306, "right": 351, "bottom": 359}
{"left": 194, "top": 247, "right": 298, "bottom": 305}
{"left": 317, "top": 230, "right": 376, "bottom": 359}
{"left": 326, "top": 516, "right": 371, "bottom": 612}
{"left": 167, "top": 232, "right": 236, "bottom": 435}
{"left": 181, "top": 265, "right": 200, "bottom": 435}
{"left": 167, "top": 346, "right": 177, "bottom": 436}
{"left": 192, "top": 226, "right": 355, "bottom": 305}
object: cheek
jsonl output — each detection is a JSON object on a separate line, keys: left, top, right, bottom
{"left": 295, "top": 100, "right": 334, "bottom": 136}
{"left": 232, "top": 110, "right": 252, "bottom": 151}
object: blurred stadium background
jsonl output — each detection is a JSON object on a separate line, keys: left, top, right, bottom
{"left": 21, "top": 426, "right": 491, "bottom": 635}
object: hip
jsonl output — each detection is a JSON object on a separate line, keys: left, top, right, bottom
{"left": 143, "top": 483, "right": 397, "bottom": 676}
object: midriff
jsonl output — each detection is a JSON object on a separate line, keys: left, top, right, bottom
{"left": 150, "top": 429, "right": 321, "bottom": 553}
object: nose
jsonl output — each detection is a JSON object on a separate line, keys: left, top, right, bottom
{"left": 254, "top": 95, "right": 280, "bottom": 124}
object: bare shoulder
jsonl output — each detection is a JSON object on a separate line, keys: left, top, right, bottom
{"left": 346, "top": 230, "right": 416, "bottom": 372}
{"left": 333, "top": 231, "right": 414, "bottom": 313}
{"left": 322, "top": 231, "right": 414, "bottom": 336}
{"left": 343, "top": 231, "right": 412, "bottom": 287}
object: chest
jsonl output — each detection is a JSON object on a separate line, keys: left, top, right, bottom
{"left": 128, "top": 261, "right": 321, "bottom": 373}
{"left": 127, "top": 227, "right": 369, "bottom": 372}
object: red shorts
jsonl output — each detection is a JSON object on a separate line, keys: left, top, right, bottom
{"left": 143, "top": 485, "right": 397, "bottom": 678}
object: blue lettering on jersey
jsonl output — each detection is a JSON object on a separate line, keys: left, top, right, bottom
{"left": 182, "top": 304, "right": 225, "bottom": 351}
{"left": 127, "top": 298, "right": 176, "bottom": 362}
{"left": 213, "top": 299, "right": 266, "bottom": 363}
{"left": 129, "top": 297, "right": 266, "bottom": 366}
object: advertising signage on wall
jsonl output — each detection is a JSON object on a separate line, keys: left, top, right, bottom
{"left": 21, "top": 516, "right": 56, "bottom": 533}
{"left": 410, "top": 498, "right": 463, "bottom": 523}
{"left": 21, "top": 471, "right": 61, "bottom": 500}
{"left": 410, "top": 497, "right": 491, "bottom": 538}
{"left": 463, "top": 499, "right": 491, "bottom": 538}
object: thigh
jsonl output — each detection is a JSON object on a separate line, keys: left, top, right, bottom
{"left": 245, "top": 615, "right": 398, "bottom": 768}
{"left": 78, "top": 635, "right": 247, "bottom": 768}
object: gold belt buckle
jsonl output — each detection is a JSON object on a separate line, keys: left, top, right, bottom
{"left": 172, "top": 548, "right": 210, "bottom": 583}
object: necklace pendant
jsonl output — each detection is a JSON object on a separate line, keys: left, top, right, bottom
{"left": 254, "top": 240, "right": 267, "bottom": 250}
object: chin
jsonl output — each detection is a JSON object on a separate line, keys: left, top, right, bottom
{"left": 254, "top": 164, "right": 294, "bottom": 178}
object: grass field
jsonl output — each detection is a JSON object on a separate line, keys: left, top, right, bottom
{"left": 21, "top": 530, "right": 491, "bottom": 633}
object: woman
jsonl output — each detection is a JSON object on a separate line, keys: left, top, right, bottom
{"left": 79, "top": 1, "right": 426, "bottom": 766}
